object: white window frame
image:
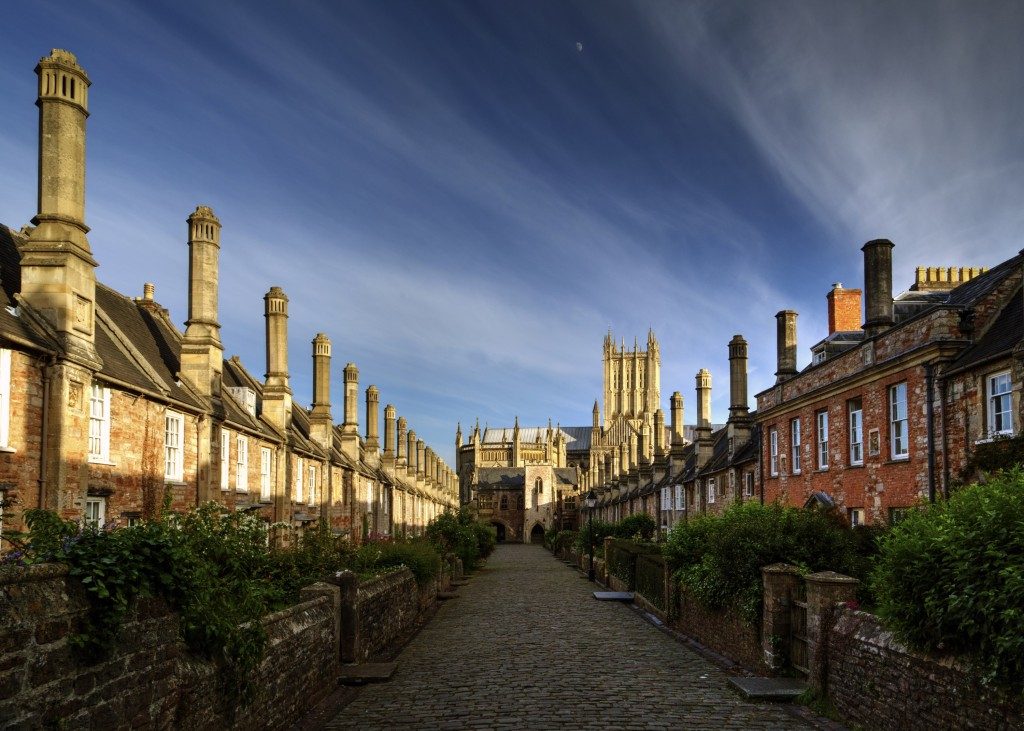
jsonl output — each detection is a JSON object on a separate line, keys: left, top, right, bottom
{"left": 88, "top": 383, "right": 111, "bottom": 463}
{"left": 790, "top": 418, "right": 801, "bottom": 474}
{"left": 706, "top": 477, "right": 717, "bottom": 504}
{"left": 674, "top": 484, "right": 684, "bottom": 510}
{"left": 236, "top": 435, "right": 248, "bottom": 492}
{"left": 220, "top": 429, "right": 231, "bottom": 490}
{"left": 816, "top": 410, "right": 829, "bottom": 470}
{"left": 849, "top": 508, "right": 865, "bottom": 527}
{"left": 307, "top": 464, "right": 316, "bottom": 505}
{"left": 0, "top": 348, "right": 10, "bottom": 448}
{"left": 769, "top": 428, "right": 779, "bottom": 476}
{"left": 84, "top": 497, "right": 106, "bottom": 529}
{"left": 890, "top": 382, "right": 909, "bottom": 459}
{"left": 987, "top": 371, "right": 1014, "bottom": 437}
{"left": 295, "top": 457, "right": 304, "bottom": 503}
{"left": 849, "top": 400, "right": 864, "bottom": 466}
{"left": 260, "top": 448, "right": 272, "bottom": 501}
{"left": 743, "top": 472, "right": 754, "bottom": 498}
{"left": 164, "top": 410, "right": 184, "bottom": 482}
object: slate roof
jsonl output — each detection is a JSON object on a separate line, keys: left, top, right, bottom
{"left": 0, "top": 226, "right": 59, "bottom": 353}
{"left": 946, "top": 288, "right": 1023, "bottom": 375}
{"left": 475, "top": 468, "right": 525, "bottom": 490}
{"left": 481, "top": 426, "right": 576, "bottom": 444}
{"left": 553, "top": 468, "right": 578, "bottom": 486}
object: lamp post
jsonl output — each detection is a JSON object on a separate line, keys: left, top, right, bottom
{"left": 584, "top": 488, "right": 598, "bottom": 582}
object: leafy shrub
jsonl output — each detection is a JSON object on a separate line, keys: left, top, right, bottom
{"left": 425, "top": 507, "right": 493, "bottom": 571}
{"left": 615, "top": 513, "right": 657, "bottom": 541}
{"left": 574, "top": 519, "right": 616, "bottom": 554}
{"left": 666, "top": 502, "right": 873, "bottom": 623}
{"left": 871, "top": 470, "right": 1024, "bottom": 691}
{"left": 356, "top": 538, "right": 441, "bottom": 586}
{"left": 548, "top": 530, "right": 576, "bottom": 554}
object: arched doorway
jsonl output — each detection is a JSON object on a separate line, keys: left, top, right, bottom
{"left": 491, "top": 521, "right": 507, "bottom": 543}
{"left": 530, "top": 523, "right": 545, "bottom": 544}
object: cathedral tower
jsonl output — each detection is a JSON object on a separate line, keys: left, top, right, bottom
{"left": 602, "top": 329, "right": 661, "bottom": 429}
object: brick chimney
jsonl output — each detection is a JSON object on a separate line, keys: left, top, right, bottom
{"left": 827, "top": 283, "right": 862, "bottom": 334}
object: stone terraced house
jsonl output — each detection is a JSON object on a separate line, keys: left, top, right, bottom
{"left": 0, "top": 49, "right": 457, "bottom": 547}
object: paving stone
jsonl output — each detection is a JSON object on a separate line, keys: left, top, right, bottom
{"left": 325, "top": 545, "right": 813, "bottom": 730}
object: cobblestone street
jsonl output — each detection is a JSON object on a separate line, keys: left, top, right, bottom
{"left": 325, "top": 544, "right": 812, "bottom": 730}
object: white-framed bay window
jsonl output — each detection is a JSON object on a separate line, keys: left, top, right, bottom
{"left": 236, "top": 435, "right": 248, "bottom": 492}
{"left": 164, "top": 410, "right": 184, "bottom": 481}
{"left": 260, "top": 448, "right": 272, "bottom": 501}
{"left": 987, "top": 371, "right": 1014, "bottom": 437}
{"left": 88, "top": 382, "right": 111, "bottom": 463}
{"left": 0, "top": 348, "right": 10, "bottom": 449}
{"left": 220, "top": 429, "right": 231, "bottom": 490}
{"left": 890, "top": 382, "right": 909, "bottom": 459}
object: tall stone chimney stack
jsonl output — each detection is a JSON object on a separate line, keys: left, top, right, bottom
{"left": 695, "top": 369, "right": 713, "bottom": 468}
{"left": 364, "top": 385, "right": 380, "bottom": 465}
{"left": 308, "top": 333, "right": 333, "bottom": 450}
{"left": 416, "top": 440, "right": 426, "bottom": 479}
{"left": 22, "top": 50, "right": 100, "bottom": 367}
{"left": 397, "top": 416, "right": 408, "bottom": 469}
{"left": 863, "top": 239, "right": 896, "bottom": 338}
{"left": 383, "top": 404, "right": 397, "bottom": 467}
{"left": 653, "top": 408, "right": 666, "bottom": 458}
{"left": 670, "top": 392, "right": 685, "bottom": 444}
{"left": 180, "top": 206, "right": 223, "bottom": 397}
{"left": 728, "top": 335, "right": 750, "bottom": 421}
{"left": 340, "top": 363, "right": 360, "bottom": 460}
{"left": 775, "top": 310, "right": 798, "bottom": 383}
{"left": 406, "top": 429, "right": 417, "bottom": 478}
{"left": 262, "top": 287, "right": 292, "bottom": 432}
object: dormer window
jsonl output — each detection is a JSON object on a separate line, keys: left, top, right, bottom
{"left": 812, "top": 350, "right": 826, "bottom": 365}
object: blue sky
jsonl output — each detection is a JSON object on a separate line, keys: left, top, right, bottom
{"left": 2, "top": 1, "right": 1023, "bottom": 464}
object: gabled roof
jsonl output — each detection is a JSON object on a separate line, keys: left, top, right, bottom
{"left": 0, "top": 226, "right": 61, "bottom": 353}
{"left": 946, "top": 287, "right": 1023, "bottom": 375}
{"left": 475, "top": 467, "right": 525, "bottom": 490}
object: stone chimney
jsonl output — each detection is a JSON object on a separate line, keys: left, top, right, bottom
{"left": 775, "top": 311, "right": 798, "bottom": 383}
{"left": 383, "top": 404, "right": 396, "bottom": 467}
{"left": 826, "top": 283, "right": 862, "bottom": 334}
{"left": 262, "top": 287, "right": 292, "bottom": 432}
{"left": 308, "top": 333, "right": 332, "bottom": 450}
{"left": 22, "top": 50, "right": 100, "bottom": 367}
{"left": 911, "top": 266, "right": 987, "bottom": 292}
{"left": 364, "top": 385, "right": 380, "bottom": 459}
{"left": 695, "top": 369, "right": 713, "bottom": 468}
{"left": 862, "top": 239, "right": 895, "bottom": 338}
{"left": 728, "top": 335, "right": 750, "bottom": 421}
{"left": 670, "top": 392, "right": 685, "bottom": 445}
{"left": 653, "top": 408, "right": 666, "bottom": 458}
{"left": 143, "top": 282, "right": 155, "bottom": 301}
{"left": 406, "top": 429, "right": 417, "bottom": 478}
{"left": 424, "top": 447, "right": 434, "bottom": 486}
{"left": 340, "top": 363, "right": 359, "bottom": 460}
{"left": 179, "top": 206, "right": 223, "bottom": 398}
{"left": 416, "top": 439, "right": 426, "bottom": 479}
{"left": 397, "top": 416, "right": 408, "bottom": 469}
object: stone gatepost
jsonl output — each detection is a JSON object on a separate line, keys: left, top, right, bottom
{"left": 334, "top": 570, "right": 360, "bottom": 663}
{"left": 300, "top": 582, "right": 342, "bottom": 664}
{"left": 760, "top": 563, "right": 803, "bottom": 671}
{"left": 805, "top": 571, "right": 859, "bottom": 693}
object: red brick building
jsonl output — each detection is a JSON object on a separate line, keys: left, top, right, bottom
{"left": 756, "top": 240, "right": 1020, "bottom": 524}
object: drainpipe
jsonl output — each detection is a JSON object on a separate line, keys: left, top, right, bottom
{"left": 38, "top": 357, "right": 56, "bottom": 509}
{"left": 924, "top": 363, "right": 936, "bottom": 504}
{"left": 940, "top": 376, "right": 951, "bottom": 500}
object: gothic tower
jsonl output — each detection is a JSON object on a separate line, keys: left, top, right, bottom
{"left": 602, "top": 329, "right": 661, "bottom": 429}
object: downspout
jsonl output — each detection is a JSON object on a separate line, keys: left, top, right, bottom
{"left": 939, "top": 375, "right": 950, "bottom": 500}
{"left": 759, "top": 428, "right": 765, "bottom": 505}
{"left": 924, "top": 363, "right": 936, "bottom": 503}
{"left": 38, "top": 356, "right": 56, "bottom": 509}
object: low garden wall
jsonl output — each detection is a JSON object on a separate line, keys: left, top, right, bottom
{"left": 0, "top": 564, "right": 338, "bottom": 729}
{"left": 2, "top": 557, "right": 454, "bottom": 728}
{"left": 826, "top": 607, "right": 1024, "bottom": 730}
{"left": 671, "top": 587, "right": 767, "bottom": 673}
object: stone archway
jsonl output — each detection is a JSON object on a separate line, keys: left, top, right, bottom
{"left": 529, "top": 523, "right": 545, "bottom": 544}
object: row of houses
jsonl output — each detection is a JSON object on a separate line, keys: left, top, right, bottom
{"left": 588, "top": 243, "right": 1021, "bottom": 529}
{"left": 0, "top": 49, "right": 457, "bottom": 548}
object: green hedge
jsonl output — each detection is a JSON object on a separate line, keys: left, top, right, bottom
{"left": 665, "top": 502, "right": 878, "bottom": 623}
{"left": 425, "top": 507, "right": 494, "bottom": 571}
{"left": 871, "top": 469, "right": 1024, "bottom": 691}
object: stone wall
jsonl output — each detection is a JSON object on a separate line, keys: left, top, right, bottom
{"left": 0, "top": 563, "right": 338, "bottom": 730}
{"left": 825, "top": 607, "right": 1024, "bottom": 731}
{"left": 671, "top": 587, "right": 768, "bottom": 673}
{"left": 355, "top": 568, "right": 424, "bottom": 662}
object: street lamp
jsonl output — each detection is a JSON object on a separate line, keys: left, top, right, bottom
{"left": 584, "top": 488, "right": 598, "bottom": 582}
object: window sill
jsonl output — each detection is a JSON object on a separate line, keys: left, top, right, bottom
{"left": 847, "top": 463, "right": 865, "bottom": 469}
{"left": 815, "top": 468, "right": 829, "bottom": 473}
{"left": 87, "top": 459, "right": 117, "bottom": 467}
{"left": 165, "top": 480, "right": 187, "bottom": 486}
{"left": 884, "top": 458, "right": 910, "bottom": 465}
{"left": 235, "top": 489, "right": 249, "bottom": 494}
{"left": 0, "top": 445, "right": 16, "bottom": 454}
